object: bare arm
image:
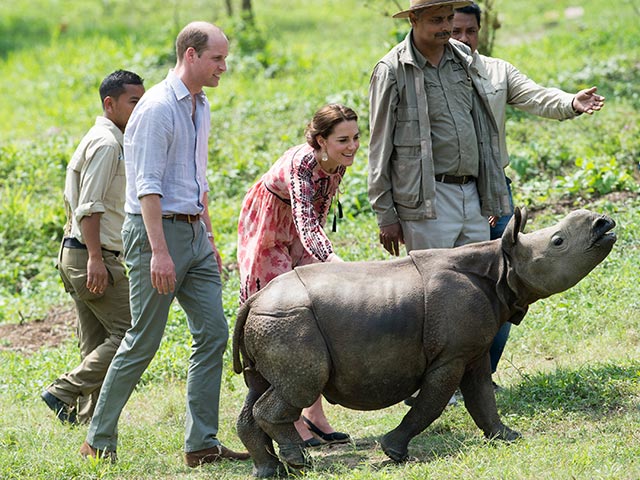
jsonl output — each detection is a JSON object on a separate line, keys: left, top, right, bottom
{"left": 140, "top": 194, "right": 175, "bottom": 295}
{"left": 80, "top": 213, "right": 108, "bottom": 294}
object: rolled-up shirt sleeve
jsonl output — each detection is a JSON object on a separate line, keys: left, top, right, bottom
{"left": 74, "top": 142, "right": 119, "bottom": 223}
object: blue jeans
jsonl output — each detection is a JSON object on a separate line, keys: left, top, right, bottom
{"left": 489, "top": 177, "right": 513, "bottom": 374}
{"left": 86, "top": 214, "right": 228, "bottom": 452}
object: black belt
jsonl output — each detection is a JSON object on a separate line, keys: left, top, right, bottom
{"left": 162, "top": 213, "right": 201, "bottom": 223}
{"left": 435, "top": 174, "right": 475, "bottom": 185}
{"left": 63, "top": 237, "right": 120, "bottom": 257}
{"left": 264, "top": 185, "right": 291, "bottom": 205}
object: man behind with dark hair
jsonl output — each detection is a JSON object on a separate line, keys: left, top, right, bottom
{"left": 452, "top": 2, "right": 604, "bottom": 383}
{"left": 42, "top": 69, "right": 144, "bottom": 425}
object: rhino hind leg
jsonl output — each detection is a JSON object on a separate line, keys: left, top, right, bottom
{"left": 237, "top": 368, "right": 286, "bottom": 478}
{"left": 253, "top": 385, "right": 312, "bottom": 471}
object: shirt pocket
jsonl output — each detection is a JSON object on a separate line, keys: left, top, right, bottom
{"left": 392, "top": 107, "right": 422, "bottom": 208}
{"left": 449, "top": 75, "right": 474, "bottom": 112}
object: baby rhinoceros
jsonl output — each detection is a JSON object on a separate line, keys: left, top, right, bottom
{"left": 232, "top": 207, "right": 616, "bottom": 477}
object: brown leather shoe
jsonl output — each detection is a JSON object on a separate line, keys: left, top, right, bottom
{"left": 185, "top": 444, "right": 250, "bottom": 467}
{"left": 79, "top": 441, "right": 117, "bottom": 463}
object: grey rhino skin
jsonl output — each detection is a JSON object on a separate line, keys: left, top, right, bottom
{"left": 232, "top": 208, "right": 616, "bottom": 477}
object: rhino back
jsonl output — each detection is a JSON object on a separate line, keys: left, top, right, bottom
{"left": 295, "top": 258, "right": 427, "bottom": 409}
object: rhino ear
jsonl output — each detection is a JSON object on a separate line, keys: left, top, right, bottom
{"left": 502, "top": 206, "right": 522, "bottom": 251}
{"left": 519, "top": 207, "right": 528, "bottom": 233}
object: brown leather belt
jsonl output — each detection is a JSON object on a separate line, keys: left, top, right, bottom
{"left": 162, "top": 214, "right": 201, "bottom": 223}
{"left": 435, "top": 174, "right": 475, "bottom": 185}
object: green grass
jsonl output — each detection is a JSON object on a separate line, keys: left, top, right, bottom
{"left": 1, "top": 0, "right": 639, "bottom": 478}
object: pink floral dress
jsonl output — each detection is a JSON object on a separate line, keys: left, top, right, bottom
{"left": 237, "top": 143, "right": 345, "bottom": 303}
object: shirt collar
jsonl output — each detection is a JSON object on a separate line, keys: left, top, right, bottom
{"left": 166, "top": 70, "right": 207, "bottom": 104}
{"left": 470, "top": 51, "right": 488, "bottom": 79}
{"left": 410, "top": 39, "right": 455, "bottom": 69}
{"left": 95, "top": 116, "right": 123, "bottom": 144}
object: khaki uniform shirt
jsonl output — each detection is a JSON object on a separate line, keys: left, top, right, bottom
{"left": 64, "top": 116, "right": 126, "bottom": 252}
{"left": 471, "top": 52, "right": 578, "bottom": 168}
{"left": 416, "top": 45, "right": 479, "bottom": 177}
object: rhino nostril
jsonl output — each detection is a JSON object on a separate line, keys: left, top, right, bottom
{"left": 593, "top": 217, "right": 608, "bottom": 230}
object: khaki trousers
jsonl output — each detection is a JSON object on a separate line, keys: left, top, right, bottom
{"left": 49, "top": 246, "right": 131, "bottom": 423}
{"left": 400, "top": 181, "right": 489, "bottom": 253}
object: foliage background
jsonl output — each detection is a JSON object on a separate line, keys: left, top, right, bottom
{"left": 0, "top": 0, "right": 638, "bottom": 478}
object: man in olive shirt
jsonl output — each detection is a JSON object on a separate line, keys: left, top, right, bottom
{"left": 41, "top": 70, "right": 144, "bottom": 424}
{"left": 368, "top": 0, "right": 510, "bottom": 256}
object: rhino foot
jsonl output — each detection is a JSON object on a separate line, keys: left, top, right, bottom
{"left": 278, "top": 443, "right": 312, "bottom": 470}
{"left": 252, "top": 462, "right": 287, "bottom": 478}
{"left": 485, "top": 426, "right": 522, "bottom": 442}
{"left": 380, "top": 434, "right": 409, "bottom": 463}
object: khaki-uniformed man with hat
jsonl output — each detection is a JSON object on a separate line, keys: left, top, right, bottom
{"left": 368, "top": 0, "right": 510, "bottom": 257}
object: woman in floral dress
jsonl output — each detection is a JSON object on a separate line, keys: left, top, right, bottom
{"left": 237, "top": 103, "right": 360, "bottom": 446}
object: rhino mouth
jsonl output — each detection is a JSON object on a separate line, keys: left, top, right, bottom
{"left": 591, "top": 216, "right": 617, "bottom": 247}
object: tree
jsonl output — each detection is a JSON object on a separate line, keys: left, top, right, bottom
{"left": 477, "top": 0, "right": 500, "bottom": 56}
{"left": 224, "top": 0, "right": 254, "bottom": 21}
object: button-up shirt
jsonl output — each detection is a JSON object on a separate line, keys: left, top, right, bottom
{"left": 64, "top": 116, "right": 126, "bottom": 252}
{"left": 124, "top": 70, "right": 210, "bottom": 215}
{"left": 415, "top": 44, "right": 479, "bottom": 177}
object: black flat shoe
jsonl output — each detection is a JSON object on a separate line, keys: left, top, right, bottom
{"left": 302, "top": 416, "right": 350, "bottom": 444}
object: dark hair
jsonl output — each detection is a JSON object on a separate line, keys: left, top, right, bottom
{"left": 305, "top": 104, "right": 359, "bottom": 150}
{"left": 456, "top": 3, "right": 482, "bottom": 28}
{"left": 176, "top": 22, "right": 224, "bottom": 60}
{"left": 99, "top": 70, "right": 144, "bottom": 103}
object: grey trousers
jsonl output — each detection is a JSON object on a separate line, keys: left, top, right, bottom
{"left": 86, "top": 214, "right": 229, "bottom": 452}
{"left": 50, "top": 246, "right": 131, "bottom": 423}
{"left": 400, "top": 181, "right": 489, "bottom": 252}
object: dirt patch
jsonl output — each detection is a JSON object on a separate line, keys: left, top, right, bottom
{"left": 0, "top": 305, "right": 76, "bottom": 354}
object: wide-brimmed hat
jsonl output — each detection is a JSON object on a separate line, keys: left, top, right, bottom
{"left": 392, "top": 0, "right": 472, "bottom": 18}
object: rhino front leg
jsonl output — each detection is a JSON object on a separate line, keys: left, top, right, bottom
{"left": 253, "top": 386, "right": 311, "bottom": 471}
{"left": 237, "top": 368, "right": 285, "bottom": 478}
{"left": 381, "top": 363, "right": 463, "bottom": 462}
{"left": 459, "top": 357, "right": 521, "bottom": 441}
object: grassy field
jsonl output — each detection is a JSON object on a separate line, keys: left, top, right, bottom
{"left": 0, "top": 0, "right": 639, "bottom": 478}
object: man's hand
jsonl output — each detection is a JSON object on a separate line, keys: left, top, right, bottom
{"left": 573, "top": 86, "right": 605, "bottom": 115}
{"left": 150, "top": 249, "right": 176, "bottom": 295}
{"left": 379, "top": 222, "right": 404, "bottom": 256}
{"left": 209, "top": 236, "right": 223, "bottom": 274}
{"left": 86, "top": 256, "right": 108, "bottom": 295}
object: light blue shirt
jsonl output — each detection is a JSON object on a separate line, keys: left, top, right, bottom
{"left": 124, "top": 70, "right": 210, "bottom": 215}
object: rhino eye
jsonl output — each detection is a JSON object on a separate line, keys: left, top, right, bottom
{"left": 552, "top": 235, "right": 564, "bottom": 246}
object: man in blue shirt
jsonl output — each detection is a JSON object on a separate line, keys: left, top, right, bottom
{"left": 80, "top": 21, "right": 249, "bottom": 467}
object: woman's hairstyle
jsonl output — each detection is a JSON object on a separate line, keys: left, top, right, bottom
{"left": 305, "top": 104, "right": 358, "bottom": 150}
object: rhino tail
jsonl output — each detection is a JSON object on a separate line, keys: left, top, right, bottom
{"left": 232, "top": 299, "right": 252, "bottom": 374}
